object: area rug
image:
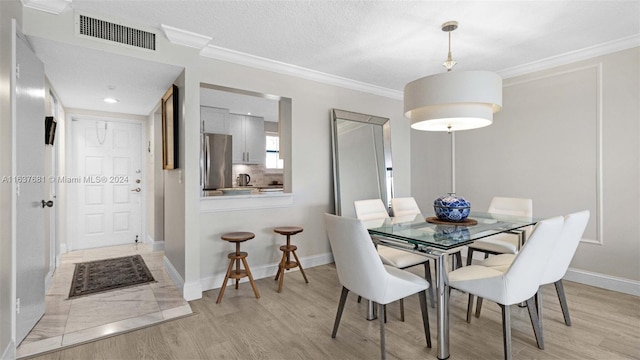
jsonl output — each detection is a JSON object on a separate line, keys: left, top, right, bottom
{"left": 68, "top": 255, "right": 155, "bottom": 299}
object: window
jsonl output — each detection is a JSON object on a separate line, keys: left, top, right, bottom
{"left": 265, "top": 132, "right": 283, "bottom": 170}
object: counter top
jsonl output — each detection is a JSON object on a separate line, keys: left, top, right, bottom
{"left": 199, "top": 191, "right": 293, "bottom": 212}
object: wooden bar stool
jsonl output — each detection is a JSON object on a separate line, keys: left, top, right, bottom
{"left": 274, "top": 226, "right": 308, "bottom": 292}
{"left": 216, "top": 232, "right": 260, "bottom": 304}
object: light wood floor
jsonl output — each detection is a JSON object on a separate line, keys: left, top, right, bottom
{"left": 28, "top": 263, "right": 639, "bottom": 360}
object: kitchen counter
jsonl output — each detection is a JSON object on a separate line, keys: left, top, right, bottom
{"left": 199, "top": 190, "right": 292, "bottom": 212}
{"left": 202, "top": 185, "right": 283, "bottom": 197}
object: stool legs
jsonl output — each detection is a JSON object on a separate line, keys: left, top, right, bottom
{"left": 216, "top": 243, "right": 260, "bottom": 304}
{"left": 275, "top": 234, "right": 309, "bottom": 293}
{"left": 241, "top": 256, "right": 260, "bottom": 299}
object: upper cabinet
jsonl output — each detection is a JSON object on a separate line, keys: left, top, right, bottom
{"left": 201, "top": 106, "right": 229, "bottom": 134}
{"left": 228, "top": 113, "right": 265, "bottom": 164}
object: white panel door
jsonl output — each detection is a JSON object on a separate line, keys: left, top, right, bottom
{"left": 15, "top": 30, "right": 47, "bottom": 345}
{"left": 72, "top": 119, "right": 143, "bottom": 250}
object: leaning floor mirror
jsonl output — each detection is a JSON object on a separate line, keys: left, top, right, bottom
{"left": 331, "top": 109, "right": 393, "bottom": 218}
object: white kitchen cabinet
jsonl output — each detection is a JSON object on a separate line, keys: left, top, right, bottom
{"left": 201, "top": 106, "right": 229, "bottom": 134}
{"left": 228, "top": 113, "right": 265, "bottom": 164}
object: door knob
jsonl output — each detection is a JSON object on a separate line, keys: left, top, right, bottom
{"left": 41, "top": 200, "right": 54, "bottom": 208}
{"left": 131, "top": 187, "right": 141, "bottom": 192}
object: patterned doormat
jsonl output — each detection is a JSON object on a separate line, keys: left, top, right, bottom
{"left": 68, "top": 255, "right": 155, "bottom": 299}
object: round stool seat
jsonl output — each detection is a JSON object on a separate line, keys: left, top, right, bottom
{"left": 273, "top": 226, "right": 303, "bottom": 236}
{"left": 222, "top": 232, "right": 255, "bottom": 242}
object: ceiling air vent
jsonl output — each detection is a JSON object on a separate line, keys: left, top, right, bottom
{"left": 77, "top": 14, "right": 156, "bottom": 51}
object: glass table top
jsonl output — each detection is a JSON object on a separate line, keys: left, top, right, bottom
{"left": 366, "top": 211, "right": 538, "bottom": 251}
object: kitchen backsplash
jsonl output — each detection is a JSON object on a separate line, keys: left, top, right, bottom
{"left": 232, "top": 164, "right": 283, "bottom": 187}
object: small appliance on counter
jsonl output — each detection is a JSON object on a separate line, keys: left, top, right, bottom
{"left": 236, "top": 173, "right": 251, "bottom": 186}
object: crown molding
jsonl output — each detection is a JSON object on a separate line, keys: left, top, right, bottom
{"left": 498, "top": 34, "right": 640, "bottom": 79}
{"left": 200, "top": 44, "right": 403, "bottom": 100}
{"left": 161, "top": 24, "right": 212, "bottom": 49}
{"left": 21, "top": 0, "right": 71, "bottom": 14}
{"left": 164, "top": 22, "right": 637, "bottom": 100}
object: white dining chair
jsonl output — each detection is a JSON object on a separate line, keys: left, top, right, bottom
{"left": 447, "top": 215, "right": 564, "bottom": 360}
{"left": 390, "top": 197, "right": 421, "bottom": 217}
{"left": 477, "top": 210, "right": 590, "bottom": 328}
{"left": 324, "top": 213, "right": 431, "bottom": 360}
{"left": 466, "top": 197, "right": 533, "bottom": 265}
{"left": 355, "top": 199, "right": 435, "bottom": 309}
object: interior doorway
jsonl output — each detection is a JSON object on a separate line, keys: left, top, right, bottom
{"left": 70, "top": 117, "right": 145, "bottom": 251}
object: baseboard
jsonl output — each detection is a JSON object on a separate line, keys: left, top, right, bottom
{"left": 1, "top": 340, "right": 15, "bottom": 360}
{"left": 146, "top": 235, "right": 165, "bottom": 252}
{"left": 163, "top": 255, "right": 185, "bottom": 293}
{"left": 45, "top": 268, "right": 54, "bottom": 293}
{"left": 59, "top": 243, "right": 67, "bottom": 255}
{"left": 564, "top": 268, "right": 640, "bottom": 296}
{"left": 200, "top": 252, "right": 334, "bottom": 292}
{"left": 152, "top": 241, "right": 165, "bottom": 252}
{"left": 183, "top": 280, "right": 203, "bottom": 302}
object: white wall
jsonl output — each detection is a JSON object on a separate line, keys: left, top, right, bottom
{"left": 412, "top": 47, "right": 640, "bottom": 291}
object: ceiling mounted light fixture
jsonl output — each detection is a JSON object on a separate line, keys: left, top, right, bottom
{"left": 404, "top": 21, "right": 502, "bottom": 132}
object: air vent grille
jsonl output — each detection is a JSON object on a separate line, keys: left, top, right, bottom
{"left": 78, "top": 15, "right": 156, "bottom": 50}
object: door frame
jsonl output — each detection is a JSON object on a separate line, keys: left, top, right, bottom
{"left": 66, "top": 113, "right": 147, "bottom": 253}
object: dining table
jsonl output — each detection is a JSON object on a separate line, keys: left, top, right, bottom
{"left": 365, "top": 211, "right": 539, "bottom": 360}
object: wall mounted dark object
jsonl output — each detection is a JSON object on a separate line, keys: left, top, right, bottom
{"left": 45, "top": 116, "right": 57, "bottom": 145}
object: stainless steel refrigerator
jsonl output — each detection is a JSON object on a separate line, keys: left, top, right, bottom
{"left": 201, "top": 133, "right": 233, "bottom": 192}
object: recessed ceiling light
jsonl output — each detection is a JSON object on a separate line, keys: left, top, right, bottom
{"left": 104, "top": 97, "right": 119, "bottom": 104}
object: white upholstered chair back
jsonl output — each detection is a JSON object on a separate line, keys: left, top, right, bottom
{"left": 391, "top": 197, "right": 422, "bottom": 217}
{"left": 354, "top": 199, "right": 389, "bottom": 220}
{"left": 488, "top": 197, "right": 533, "bottom": 218}
{"left": 541, "top": 210, "right": 590, "bottom": 284}
{"left": 323, "top": 213, "right": 391, "bottom": 303}
{"left": 501, "top": 216, "right": 564, "bottom": 304}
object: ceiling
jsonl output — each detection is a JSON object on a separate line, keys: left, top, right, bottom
{"left": 25, "top": 0, "right": 640, "bottom": 117}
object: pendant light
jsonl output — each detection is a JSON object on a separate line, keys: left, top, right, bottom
{"left": 404, "top": 21, "right": 502, "bottom": 132}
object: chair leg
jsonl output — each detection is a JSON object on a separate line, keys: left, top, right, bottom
{"left": 535, "top": 290, "right": 543, "bottom": 329}
{"left": 475, "top": 297, "right": 484, "bottom": 318}
{"left": 526, "top": 296, "right": 544, "bottom": 349}
{"left": 466, "top": 247, "right": 474, "bottom": 266}
{"left": 424, "top": 262, "right": 435, "bottom": 308}
{"left": 555, "top": 280, "right": 572, "bottom": 326}
{"left": 500, "top": 304, "right": 512, "bottom": 360}
{"left": 466, "top": 294, "right": 474, "bottom": 323}
{"left": 454, "top": 251, "right": 463, "bottom": 270}
{"left": 379, "top": 303, "right": 386, "bottom": 360}
{"left": 383, "top": 304, "right": 387, "bottom": 323}
{"left": 399, "top": 299, "right": 404, "bottom": 322}
{"left": 418, "top": 290, "right": 432, "bottom": 348}
{"left": 331, "top": 287, "right": 349, "bottom": 338}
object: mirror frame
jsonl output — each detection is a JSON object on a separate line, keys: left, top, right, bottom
{"left": 330, "top": 109, "right": 393, "bottom": 217}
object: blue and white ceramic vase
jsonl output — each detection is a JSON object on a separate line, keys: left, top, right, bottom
{"left": 433, "top": 193, "right": 471, "bottom": 222}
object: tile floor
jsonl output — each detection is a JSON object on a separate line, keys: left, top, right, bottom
{"left": 16, "top": 243, "right": 192, "bottom": 358}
